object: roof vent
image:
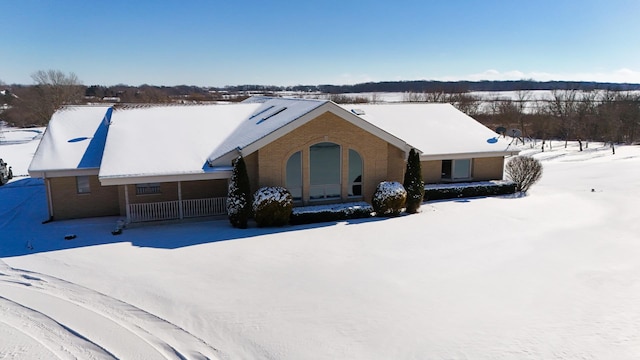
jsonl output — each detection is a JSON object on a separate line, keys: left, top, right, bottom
{"left": 351, "top": 108, "right": 365, "bottom": 115}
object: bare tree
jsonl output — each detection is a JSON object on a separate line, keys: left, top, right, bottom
{"left": 403, "top": 91, "right": 425, "bottom": 102}
{"left": 505, "top": 156, "right": 543, "bottom": 193}
{"left": 514, "top": 89, "right": 532, "bottom": 139}
{"left": 135, "top": 85, "right": 171, "bottom": 103}
{"left": 616, "top": 92, "right": 640, "bottom": 144}
{"left": 423, "top": 90, "right": 448, "bottom": 103}
{"left": 33, "top": 70, "right": 84, "bottom": 123}
{"left": 451, "top": 92, "right": 481, "bottom": 117}
{"left": 546, "top": 89, "right": 579, "bottom": 148}
{"left": 573, "top": 90, "right": 598, "bottom": 150}
{"left": 1, "top": 70, "right": 84, "bottom": 126}
{"left": 595, "top": 90, "right": 640, "bottom": 146}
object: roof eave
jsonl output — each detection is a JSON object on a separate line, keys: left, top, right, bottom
{"left": 99, "top": 170, "right": 232, "bottom": 186}
{"left": 420, "top": 149, "right": 520, "bottom": 161}
{"left": 28, "top": 168, "right": 100, "bottom": 178}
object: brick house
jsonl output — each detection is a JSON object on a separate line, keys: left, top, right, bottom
{"left": 28, "top": 97, "right": 518, "bottom": 222}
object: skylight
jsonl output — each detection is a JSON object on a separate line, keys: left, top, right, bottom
{"left": 249, "top": 105, "right": 275, "bottom": 120}
{"left": 256, "top": 107, "right": 287, "bottom": 124}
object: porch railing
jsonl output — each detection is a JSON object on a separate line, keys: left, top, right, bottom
{"left": 128, "top": 197, "right": 227, "bottom": 223}
{"left": 183, "top": 197, "right": 227, "bottom": 218}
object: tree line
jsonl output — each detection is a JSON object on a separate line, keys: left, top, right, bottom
{"left": 1, "top": 71, "right": 639, "bottom": 146}
{"left": 473, "top": 89, "right": 640, "bottom": 148}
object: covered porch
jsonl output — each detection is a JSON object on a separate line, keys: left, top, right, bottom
{"left": 119, "top": 179, "right": 229, "bottom": 223}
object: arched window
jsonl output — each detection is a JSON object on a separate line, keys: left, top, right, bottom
{"left": 348, "top": 149, "right": 362, "bottom": 197}
{"left": 286, "top": 151, "right": 302, "bottom": 201}
{"left": 309, "top": 142, "right": 341, "bottom": 200}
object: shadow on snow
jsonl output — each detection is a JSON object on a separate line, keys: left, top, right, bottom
{"left": 0, "top": 178, "right": 387, "bottom": 258}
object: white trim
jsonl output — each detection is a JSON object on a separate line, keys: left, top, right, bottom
{"left": 30, "top": 168, "right": 100, "bottom": 178}
{"left": 420, "top": 150, "right": 519, "bottom": 161}
{"left": 99, "top": 170, "right": 232, "bottom": 186}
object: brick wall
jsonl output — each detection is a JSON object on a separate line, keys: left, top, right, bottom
{"left": 472, "top": 157, "right": 505, "bottom": 181}
{"left": 421, "top": 160, "right": 443, "bottom": 183}
{"left": 49, "top": 176, "right": 120, "bottom": 220}
{"left": 256, "top": 111, "right": 405, "bottom": 204}
{"left": 421, "top": 156, "right": 505, "bottom": 184}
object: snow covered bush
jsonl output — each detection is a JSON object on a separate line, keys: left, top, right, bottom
{"left": 372, "top": 181, "right": 407, "bottom": 217}
{"left": 505, "top": 156, "right": 543, "bottom": 193}
{"left": 403, "top": 148, "right": 424, "bottom": 214}
{"left": 227, "top": 156, "right": 252, "bottom": 228}
{"left": 252, "top": 186, "right": 293, "bottom": 227}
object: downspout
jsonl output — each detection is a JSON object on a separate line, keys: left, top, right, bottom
{"left": 45, "top": 175, "right": 54, "bottom": 220}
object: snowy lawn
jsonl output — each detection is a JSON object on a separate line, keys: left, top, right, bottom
{"left": 1, "top": 136, "right": 640, "bottom": 359}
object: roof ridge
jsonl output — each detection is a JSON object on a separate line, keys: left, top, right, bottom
{"left": 111, "top": 102, "right": 243, "bottom": 111}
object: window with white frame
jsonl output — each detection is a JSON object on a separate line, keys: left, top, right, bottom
{"left": 309, "top": 142, "right": 341, "bottom": 200}
{"left": 441, "top": 159, "right": 472, "bottom": 181}
{"left": 136, "top": 183, "right": 161, "bottom": 195}
{"left": 76, "top": 176, "right": 91, "bottom": 194}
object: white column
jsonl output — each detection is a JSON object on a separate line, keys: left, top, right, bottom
{"left": 124, "top": 185, "right": 131, "bottom": 223}
{"left": 178, "top": 181, "right": 183, "bottom": 219}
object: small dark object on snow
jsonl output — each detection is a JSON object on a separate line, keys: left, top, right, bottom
{"left": 0, "top": 158, "right": 13, "bottom": 185}
{"left": 591, "top": 188, "right": 595, "bottom": 192}
{"left": 112, "top": 219, "right": 125, "bottom": 235}
{"left": 64, "top": 234, "right": 76, "bottom": 240}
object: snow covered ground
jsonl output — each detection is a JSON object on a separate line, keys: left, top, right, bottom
{"left": 1, "top": 129, "right": 640, "bottom": 359}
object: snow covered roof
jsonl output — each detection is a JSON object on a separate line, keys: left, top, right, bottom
{"left": 206, "top": 97, "right": 327, "bottom": 166}
{"left": 98, "top": 103, "right": 261, "bottom": 185}
{"left": 28, "top": 105, "right": 112, "bottom": 177}
{"left": 207, "top": 97, "right": 412, "bottom": 166}
{"left": 339, "top": 103, "right": 518, "bottom": 160}
{"left": 30, "top": 98, "right": 518, "bottom": 184}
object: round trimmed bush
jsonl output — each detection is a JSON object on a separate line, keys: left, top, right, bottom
{"left": 253, "top": 187, "right": 293, "bottom": 227}
{"left": 372, "top": 181, "right": 407, "bottom": 217}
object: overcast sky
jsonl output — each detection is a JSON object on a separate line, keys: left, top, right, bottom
{"left": 2, "top": 0, "right": 640, "bottom": 87}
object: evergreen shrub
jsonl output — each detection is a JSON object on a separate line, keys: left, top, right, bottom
{"left": 424, "top": 181, "right": 517, "bottom": 201}
{"left": 290, "top": 202, "right": 373, "bottom": 225}
{"left": 403, "top": 148, "right": 424, "bottom": 214}
{"left": 227, "top": 156, "right": 252, "bottom": 228}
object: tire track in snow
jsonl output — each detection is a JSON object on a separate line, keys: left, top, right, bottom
{"left": 0, "top": 260, "right": 223, "bottom": 360}
{"left": 0, "top": 296, "right": 115, "bottom": 359}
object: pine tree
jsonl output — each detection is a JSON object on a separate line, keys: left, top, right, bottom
{"left": 403, "top": 148, "right": 424, "bottom": 214}
{"left": 227, "top": 156, "right": 252, "bottom": 228}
